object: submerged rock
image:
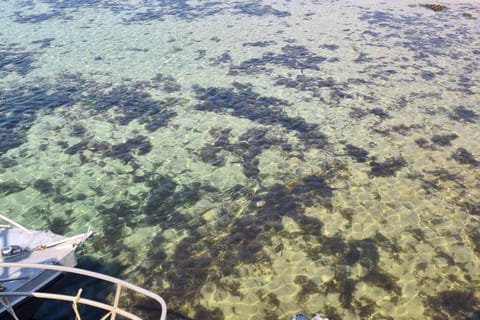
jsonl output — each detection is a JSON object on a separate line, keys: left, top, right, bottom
{"left": 421, "top": 4, "right": 447, "bottom": 12}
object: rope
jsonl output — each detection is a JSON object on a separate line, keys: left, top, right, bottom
{"left": 0, "top": 214, "right": 28, "bottom": 231}
{"left": 0, "top": 296, "right": 20, "bottom": 320}
{"left": 72, "top": 288, "right": 83, "bottom": 320}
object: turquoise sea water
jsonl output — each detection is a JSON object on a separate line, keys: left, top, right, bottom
{"left": 1, "top": 0, "right": 480, "bottom": 319}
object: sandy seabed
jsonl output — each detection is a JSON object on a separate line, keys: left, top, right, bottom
{"left": 0, "top": 0, "right": 479, "bottom": 319}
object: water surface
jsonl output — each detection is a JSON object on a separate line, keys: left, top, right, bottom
{"left": 1, "top": 0, "right": 480, "bottom": 319}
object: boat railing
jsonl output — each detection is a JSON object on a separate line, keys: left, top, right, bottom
{"left": 0, "top": 262, "right": 167, "bottom": 320}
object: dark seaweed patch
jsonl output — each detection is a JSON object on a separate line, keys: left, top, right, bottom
{"left": 370, "top": 108, "right": 390, "bottom": 119}
{"left": 14, "top": 11, "right": 69, "bottom": 23}
{"left": 193, "top": 305, "right": 224, "bottom": 320}
{"left": 209, "top": 52, "right": 232, "bottom": 66}
{"left": 195, "top": 127, "right": 286, "bottom": 177}
{"left": 125, "top": 1, "right": 224, "bottom": 22}
{"left": 427, "top": 169, "right": 461, "bottom": 183}
{"left": 374, "top": 124, "right": 422, "bottom": 137}
{"left": 361, "top": 269, "right": 401, "bottom": 294}
{"left": 63, "top": 136, "right": 151, "bottom": 168}
{"left": 335, "top": 270, "right": 356, "bottom": 308}
{"left": 64, "top": 141, "right": 90, "bottom": 155}
{"left": 97, "top": 202, "right": 141, "bottom": 251}
{"left": 274, "top": 74, "right": 367, "bottom": 104}
{"left": 431, "top": 133, "right": 458, "bottom": 146}
{"left": 194, "top": 49, "right": 206, "bottom": 60}
{"left": 320, "top": 44, "right": 339, "bottom": 51}
{"left": 31, "top": 37, "right": 55, "bottom": 49}
{"left": 81, "top": 83, "right": 177, "bottom": 130}
{"left": 294, "top": 275, "right": 320, "bottom": 304}
{"left": 421, "top": 70, "right": 436, "bottom": 80}
{"left": 70, "top": 124, "right": 88, "bottom": 137}
{"left": 350, "top": 239, "right": 379, "bottom": 270}
{"left": 260, "top": 292, "right": 281, "bottom": 320}
{"left": 96, "top": 169, "right": 334, "bottom": 315}
{"left": 359, "top": 11, "right": 397, "bottom": 27}
{"left": 349, "top": 108, "right": 369, "bottom": 119}
{"left": 0, "top": 181, "right": 26, "bottom": 196}
{"left": 0, "top": 76, "right": 176, "bottom": 155}
{"left": 193, "top": 84, "right": 327, "bottom": 150}
{"left": 354, "top": 298, "right": 377, "bottom": 318}
{"left": 415, "top": 138, "right": 431, "bottom": 149}
{"left": 345, "top": 144, "right": 369, "bottom": 162}
{"left": 152, "top": 73, "right": 181, "bottom": 93}
{"left": 230, "top": 45, "right": 326, "bottom": 74}
{"left": 428, "top": 290, "right": 479, "bottom": 318}
{"left": 0, "top": 157, "right": 18, "bottom": 169}
{"left": 452, "top": 148, "right": 479, "bottom": 166}
{"left": 198, "top": 144, "right": 225, "bottom": 167}
{"left": 47, "top": 216, "right": 70, "bottom": 234}
{"left": 107, "top": 136, "right": 152, "bottom": 166}
{"left": 232, "top": 2, "right": 290, "bottom": 17}
{"left": 391, "top": 124, "right": 420, "bottom": 135}
{"left": 450, "top": 106, "right": 477, "bottom": 123}
{"left": 461, "top": 202, "right": 480, "bottom": 216}
{"left": 242, "top": 41, "right": 276, "bottom": 47}
{"left": 369, "top": 157, "right": 407, "bottom": 177}
{"left": 0, "top": 47, "right": 35, "bottom": 76}
{"left": 33, "top": 179, "right": 54, "bottom": 194}
{"left": 359, "top": 8, "right": 472, "bottom": 64}
{"left": 320, "top": 236, "right": 401, "bottom": 312}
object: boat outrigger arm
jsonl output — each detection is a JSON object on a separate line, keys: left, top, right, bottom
{"left": 0, "top": 263, "right": 168, "bottom": 320}
{"left": 1, "top": 229, "right": 94, "bottom": 259}
{"left": 0, "top": 214, "right": 167, "bottom": 319}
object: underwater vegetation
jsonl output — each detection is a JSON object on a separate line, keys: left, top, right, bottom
{"left": 345, "top": 144, "right": 369, "bottom": 162}
{"left": 152, "top": 73, "right": 182, "bottom": 93}
{"left": 232, "top": 2, "right": 290, "bottom": 17}
{"left": 229, "top": 45, "right": 327, "bottom": 74}
{"left": 116, "top": 170, "right": 338, "bottom": 318}
{"left": 428, "top": 290, "right": 480, "bottom": 318}
{"left": 358, "top": 5, "right": 477, "bottom": 67}
{"left": 33, "top": 179, "right": 55, "bottom": 194}
{"left": 243, "top": 41, "right": 276, "bottom": 48}
{"left": 0, "top": 74, "right": 178, "bottom": 155}
{"left": 30, "top": 37, "right": 56, "bottom": 49}
{"left": 431, "top": 133, "right": 458, "bottom": 146}
{"left": 1, "top": 1, "right": 479, "bottom": 319}
{"left": 209, "top": 52, "right": 233, "bottom": 66}
{"left": 415, "top": 133, "right": 459, "bottom": 150}
{"left": 369, "top": 156, "right": 407, "bottom": 177}
{"left": 14, "top": 11, "right": 69, "bottom": 23}
{"left": 196, "top": 127, "right": 287, "bottom": 177}
{"left": 452, "top": 148, "right": 479, "bottom": 166}
{"left": 0, "top": 181, "right": 26, "bottom": 196}
{"left": 125, "top": 0, "right": 225, "bottom": 22}
{"left": 0, "top": 45, "right": 36, "bottom": 76}
{"left": 312, "top": 234, "right": 402, "bottom": 316}
{"left": 0, "top": 157, "right": 18, "bottom": 171}
{"left": 11, "top": 0, "right": 132, "bottom": 24}
{"left": 274, "top": 74, "right": 358, "bottom": 103}
{"left": 62, "top": 135, "right": 154, "bottom": 168}
{"left": 77, "top": 80, "right": 178, "bottom": 131}
{"left": 0, "top": 85, "right": 75, "bottom": 155}
{"left": 450, "top": 106, "right": 477, "bottom": 123}
{"left": 295, "top": 275, "right": 320, "bottom": 304}
{"left": 193, "top": 83, "right": 327, "bottom": 149}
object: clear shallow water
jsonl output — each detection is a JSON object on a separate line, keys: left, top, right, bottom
{"left": 1, "top": 0, "right": 480, "bottom": 319}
